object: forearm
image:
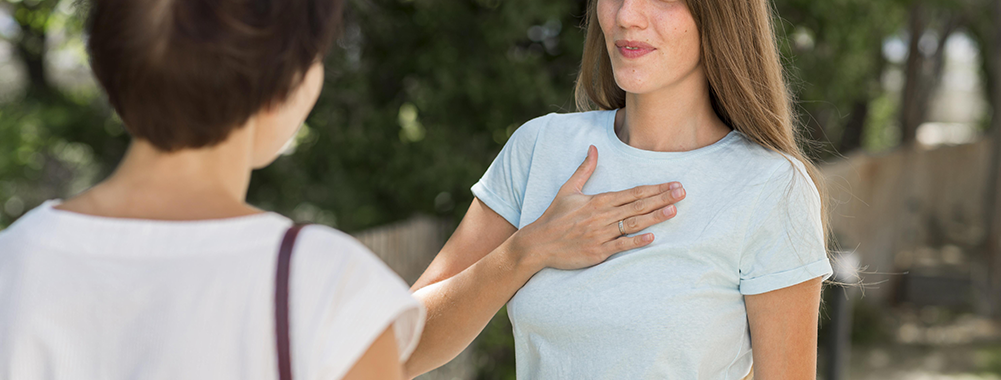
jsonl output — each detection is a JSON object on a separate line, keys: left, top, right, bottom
{"left": 404, "top": 241, "right": 539, "bottom": 378}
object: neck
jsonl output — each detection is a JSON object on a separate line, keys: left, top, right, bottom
{"left": 58, "top": 121, "right": 260, "bottom": 220}
{"left": 616, "top": 67, "right": 730, "bottom": 152}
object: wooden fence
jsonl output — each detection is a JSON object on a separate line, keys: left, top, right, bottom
{"left": 823, "top": 139, "right": 991, "bottom": 309}
{"left": 352, "top": 216, "right": 477, "bottom": 380}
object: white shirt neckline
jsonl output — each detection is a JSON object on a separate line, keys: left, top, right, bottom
{"left": 16, "top": 200, "right": 293, "bottom": 257}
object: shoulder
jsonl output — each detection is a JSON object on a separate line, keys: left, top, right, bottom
{"left": 0, "top": 201, "right": 63, "bottom": 249}
{"left": 292, "top": 225, "right": 404, "bottom": 287}
{"left": 289, "top": 225, "right": 418, "bottom": 322}
{"left": 291, "top": 224, "right": 418, "bottom": 318}
{"left": 506, "top": 110, "right": 612, "bottom": 147}
{"left": 729, "top": 133, "right": 821, "bottom": 206}
{"left": 290, "top": 225, "right": 425, "bottom": 364}
{"left": 540, "top": 110, "right": 611, "bottom": 129}
{"left": 730, "top": 133, "right": 815, "bottom": 183}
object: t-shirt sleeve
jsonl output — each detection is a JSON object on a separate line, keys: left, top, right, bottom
{"left": 738, "top": 159, "right": 833, "bottom": 295}
{"left": 470, "top": 114, "right": 553, "bottom": 228}
{"left": 292, "top": 226, "right": 426, "bottom": 380}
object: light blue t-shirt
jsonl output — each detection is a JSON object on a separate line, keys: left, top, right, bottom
{"left": 471, "top": 110, "right": 833, "bottom": 379}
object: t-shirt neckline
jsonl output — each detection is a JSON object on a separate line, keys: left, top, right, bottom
{"left": 602, "top": 109, "right": 740, "bottom": 160}
{"left": 12, "top": 200, "right": 294, "bottom": 256}
{"left": 40, "top": 199, "right": 285, "bottom": 226}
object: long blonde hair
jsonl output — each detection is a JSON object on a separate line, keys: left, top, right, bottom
{"left": 574, "top": 0, "right": 829, "bottom": 243}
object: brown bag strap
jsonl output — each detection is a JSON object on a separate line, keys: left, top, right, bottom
{"left": 276, "top": 224, "right": 307, "bottom": 380}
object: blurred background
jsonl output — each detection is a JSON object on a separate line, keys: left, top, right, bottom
{"left": 1, "top": 0, "right": 1000, "bottom": 378}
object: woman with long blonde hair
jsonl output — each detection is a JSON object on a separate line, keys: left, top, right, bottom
{"left": 406, "top": 0, "right": 832, "bottom": 378}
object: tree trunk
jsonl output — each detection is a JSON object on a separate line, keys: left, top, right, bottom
{"left": 899, "top": 2, "right": 959, "bottom": 147}
{"left": 11, "top": 1, "right": 59, "bottom": 97}
{"left": 900, "top": 2, "right": 926, "bottom": 145}
{"left": 15, "top": 30, "right": 48, "bottom": 95}
{"left": 839, "top": 39, "right": 889, "bottom": 155}
{"left": 838, "top": 100, "right": 869, "bottom": 153}
{"left": 982, "top": 0, "right": 1001, "bottom": 319}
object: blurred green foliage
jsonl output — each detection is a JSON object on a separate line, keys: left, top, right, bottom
{"left": 774, "top": 0, "right": 907, "bottom": 153}
{"left": 978, "top": 345, "right": 1001, "bottom": 375}
{"left": 3, "top": 0, "right": 985, "bottom": 231}
{"left": 249, "top": 0, "right": 588, "bottom": 231}
{"left": 0, "top": 94, "right": 124, "bottom": 227}
{"left": 475, "top": 306, "right": 518, "bottom": 380}
{"left": 0, "top": 0, "right": 997, "bottom": 375}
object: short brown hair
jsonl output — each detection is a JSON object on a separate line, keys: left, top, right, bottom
{"left": 87, "top": 0, "right": 344, "bottom": 151}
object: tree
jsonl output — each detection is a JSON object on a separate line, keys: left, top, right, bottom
{"left": 0, "top": 0, "right": 126, "bottom": 228}
{"left": 772, "top": 0, "right": 907, "bottom": 157}
{"left": 979, "top": 0, "right": 1001, "bottom": 318}
{"left": 6, "top": 0, "right": 60, "bottom": 97}
{"left": 898, "top": 0, "right": 963, "bottom": 145}
{"left": 248, "top": 0, "right": 590, "bottom": 231}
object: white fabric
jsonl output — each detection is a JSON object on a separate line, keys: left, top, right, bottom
{"left": 0, "top": 201, "right": 424, "bottom": 380}
{"left": 471, "top": 110, "right": 833, "bottom": 379}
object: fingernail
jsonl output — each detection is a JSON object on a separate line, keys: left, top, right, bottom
{"left": 644, "top": 233, "right": 654, "bottom": 242}
{"left": 669, "top": 182, "right": 681, "bottom": 190}
{"left": 663, "top": 205, "right": 676, "bottom": 216}
{"left": 672, "top": 188, "right": 685, "bottom": 198}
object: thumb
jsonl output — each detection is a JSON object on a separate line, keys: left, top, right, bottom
{"left": 561, "top": 145, "right": 597, "bottom": 194}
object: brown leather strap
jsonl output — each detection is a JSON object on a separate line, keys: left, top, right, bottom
{"left": 276, "top": 224, "right": 306, "bottom": 380}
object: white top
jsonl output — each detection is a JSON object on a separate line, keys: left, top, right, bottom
{"left": 471, "top": 110, "right": 832, "bottom": 379}
{"left": 0, "top": 201, "right": 424, "bottom": 380}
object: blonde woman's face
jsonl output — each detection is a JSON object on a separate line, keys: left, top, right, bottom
{"left": 597, "top": 0, "right": 702, "bottom": 95}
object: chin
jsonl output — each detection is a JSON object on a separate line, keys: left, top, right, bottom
{"left": 612, "top": 70, "right": 659, "bottom": 95}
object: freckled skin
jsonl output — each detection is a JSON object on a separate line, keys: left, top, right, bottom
{"left": 597, "top": 0, "right": 703, "bottom": 95}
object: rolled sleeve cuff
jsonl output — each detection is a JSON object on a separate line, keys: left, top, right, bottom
{"left": 470, "top": 182, "right": 521, "bottom": 228}
{"left": 739, "top": 258, "right": 833, "bottom": 295}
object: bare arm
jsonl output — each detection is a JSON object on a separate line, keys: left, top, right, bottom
{"left": 410, "top": 198, "right": 516, "bottom": 291}
{"left": 744, "top": 277, "right": 824, "bottom": 380}
{"left": 403, "top": 201, "right": 526, "bottom": 378}
{"left": 405, "top": 146, "right": 686, "bottom": 377}
{"left": 342, "top": 327, "right": 402, "bottom": 380}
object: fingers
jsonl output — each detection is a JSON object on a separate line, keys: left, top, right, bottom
{"left": 612, "top": 184, "right": 685, "bottom": 221}
{"left": 599, "top": 233, "right": 655, "bottom": 256}
{"left": 560, "top": 145, "right": 598, "bottom": 194}
{"left": 614, "top": 203, "right": 678, "bottom": 236}
{"left": 602, "top": 181, "right": 681, "bottom": 207}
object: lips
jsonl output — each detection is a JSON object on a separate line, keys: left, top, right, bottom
{"left": 614, "top": 40, "right": 656, "bottom": 59}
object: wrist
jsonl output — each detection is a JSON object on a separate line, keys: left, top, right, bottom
{"left": 498, "top": 232, "right": 545, "bottom": 276}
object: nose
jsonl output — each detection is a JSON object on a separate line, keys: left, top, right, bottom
{"left": 615, "top": 0, "right": 648, "bottom": 30}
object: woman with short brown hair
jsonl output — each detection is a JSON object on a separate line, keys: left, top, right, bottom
{"left": 0, "top": 1, "right": 425, "bottom": 379}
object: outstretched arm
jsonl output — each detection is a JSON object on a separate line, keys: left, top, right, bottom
{"left": 403, "top": 199, "right": 526, "bottom": 378}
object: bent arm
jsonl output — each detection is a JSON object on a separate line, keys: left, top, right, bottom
{"left": 744, "top": 276, "right": 824, "bottom": 380}
{"left": 404, "top": 198, "right": 522, "bottom": 378}
{"left": 405, "top": 147, "right": 683, "bottom": 377}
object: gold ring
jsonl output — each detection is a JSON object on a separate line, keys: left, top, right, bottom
{"left": 618, "top": 220, "right": 626, "bottom": 236}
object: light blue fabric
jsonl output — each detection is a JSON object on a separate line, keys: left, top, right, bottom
{"left": 471, "top": 110, "right": 833, "bottom": 379}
